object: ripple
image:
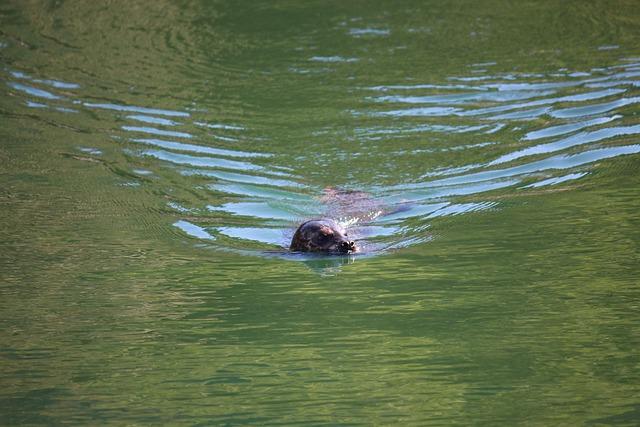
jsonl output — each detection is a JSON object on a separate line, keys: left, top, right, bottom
{"left": 84, "top": 102, "right": 189, "bottom": 117}
{"left": 373, "top": 106, "right": 462, "bottom": 117}
{"left": 347, "top": 59, "right": 640, "bottom": 252}
{"left": 368, "top": 83, "right": 485, "bottom": 91}
{"left": 195, "top": 122, "right": 245, "bottom": 131}
{"left": 550, "top": 96, "right": 640, "bottom": 118}
{"left": 26, "top": 101, "right": 47, "bottom": 108}
{"left": 422, "top": 144, "right": 640, "bottom": 187}
{"left": 123, "top": 126, "right": 193, "bottom": 139}
{"left": 8, "top": 82, "right": 62, "bottom": 100}
{"left": 427, "top": 202, "right": 497, "bottom": 218}
{"left": 181, "top": 169, "right": 303, "bottom": 188}
{"left": 460, "top": 88, "right": 626, "bottom": 117}
{"left": 209, "top": 183, "right": 311, "bottom": 200}
{"left": 375, "top": 202, "right": 449, "bottom": 223}
{"left": 309, "top": 56, "right": 358, "bottom": 63}
{"left": 490, "top": 125, "right": 640, "bottom": 165}
{"left": 5, "top": 48, "right": 639, "bottom": 263}
{"left": 522, "top": 115, "right": 621, "bottom": 140}
{"left": 382, "top": 179, "right": 522, "bottom": 204}
{"left": 356, "top": 123, "right": 492, "bottom": 138}
{"left": 141, "top": 149, "right": 266, "bottom": 172}
{"left": 487, "top": 106, "right": 552, "bottom": 120}
{"left": 217, "top": 227, "right": 287, "bottom": 246}
{"left": 173, "top": 220, "right": 216, "bottom": 240}
{"left": 208, "top": 201, "right": 316, "bottom": 221}
{"left": 374, "top": 89, "right": 555, "bottom": 105}
{"left": 349, "top": 28, "right": 390, "bottom": 36}
{"left": 9, "top": 70, "right": 80, "bottom": 89}
{"left": 128, "top": 115, "right": 180, "bottom": 126}
{"left": 524, "top": 172, "right": 588, "bottom": 188}
{"left": 130, "top": 138, "right": 269, "bottom": 158}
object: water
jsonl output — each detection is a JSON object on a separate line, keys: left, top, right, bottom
{"left": 1, "top": 1, "right": 640, "bottom": 425}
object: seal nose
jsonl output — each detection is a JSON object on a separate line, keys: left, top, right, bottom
{"left": 340, "top": 241, "right": 356, "bottom": 253}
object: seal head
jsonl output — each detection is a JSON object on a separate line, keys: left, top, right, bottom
{"left": 290, "top": 219, "right": 356, "bottom": 254}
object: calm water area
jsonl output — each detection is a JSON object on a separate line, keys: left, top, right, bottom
{"left": 2, "top": 1, "right": 640, "bottom": 425}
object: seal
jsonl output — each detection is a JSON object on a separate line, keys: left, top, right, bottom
{"left": 290, "top": 219, "right": 357, "bottom": 254}
{"left": 289, "top": 186, "right": 410, "bottom": 255}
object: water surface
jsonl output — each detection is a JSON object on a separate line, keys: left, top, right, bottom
{"left": 1, "top": 1, "right": 640, "bottom": 425}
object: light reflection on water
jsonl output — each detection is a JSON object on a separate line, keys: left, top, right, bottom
{"left": 4, "top": 56, "right": 640, "bottom": 265}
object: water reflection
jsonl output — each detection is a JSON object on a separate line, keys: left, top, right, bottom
{"left": 173, "top": 219, "right": 216, "bottom": 240}
{"left": 3, "top": 2, "right": 640, "bottom": 423}
{"left": 489, "top": 125, "right": 640, "bottom": 165}
{"left": 3, "top": 52, "right": 640, "bottom": 271}
{"left": 9, "top": 82, "right": 63, "bottom": 100}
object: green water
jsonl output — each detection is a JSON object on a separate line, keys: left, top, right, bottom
{"left": 2, "top": 1, "right": 640, "bottom": 425}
